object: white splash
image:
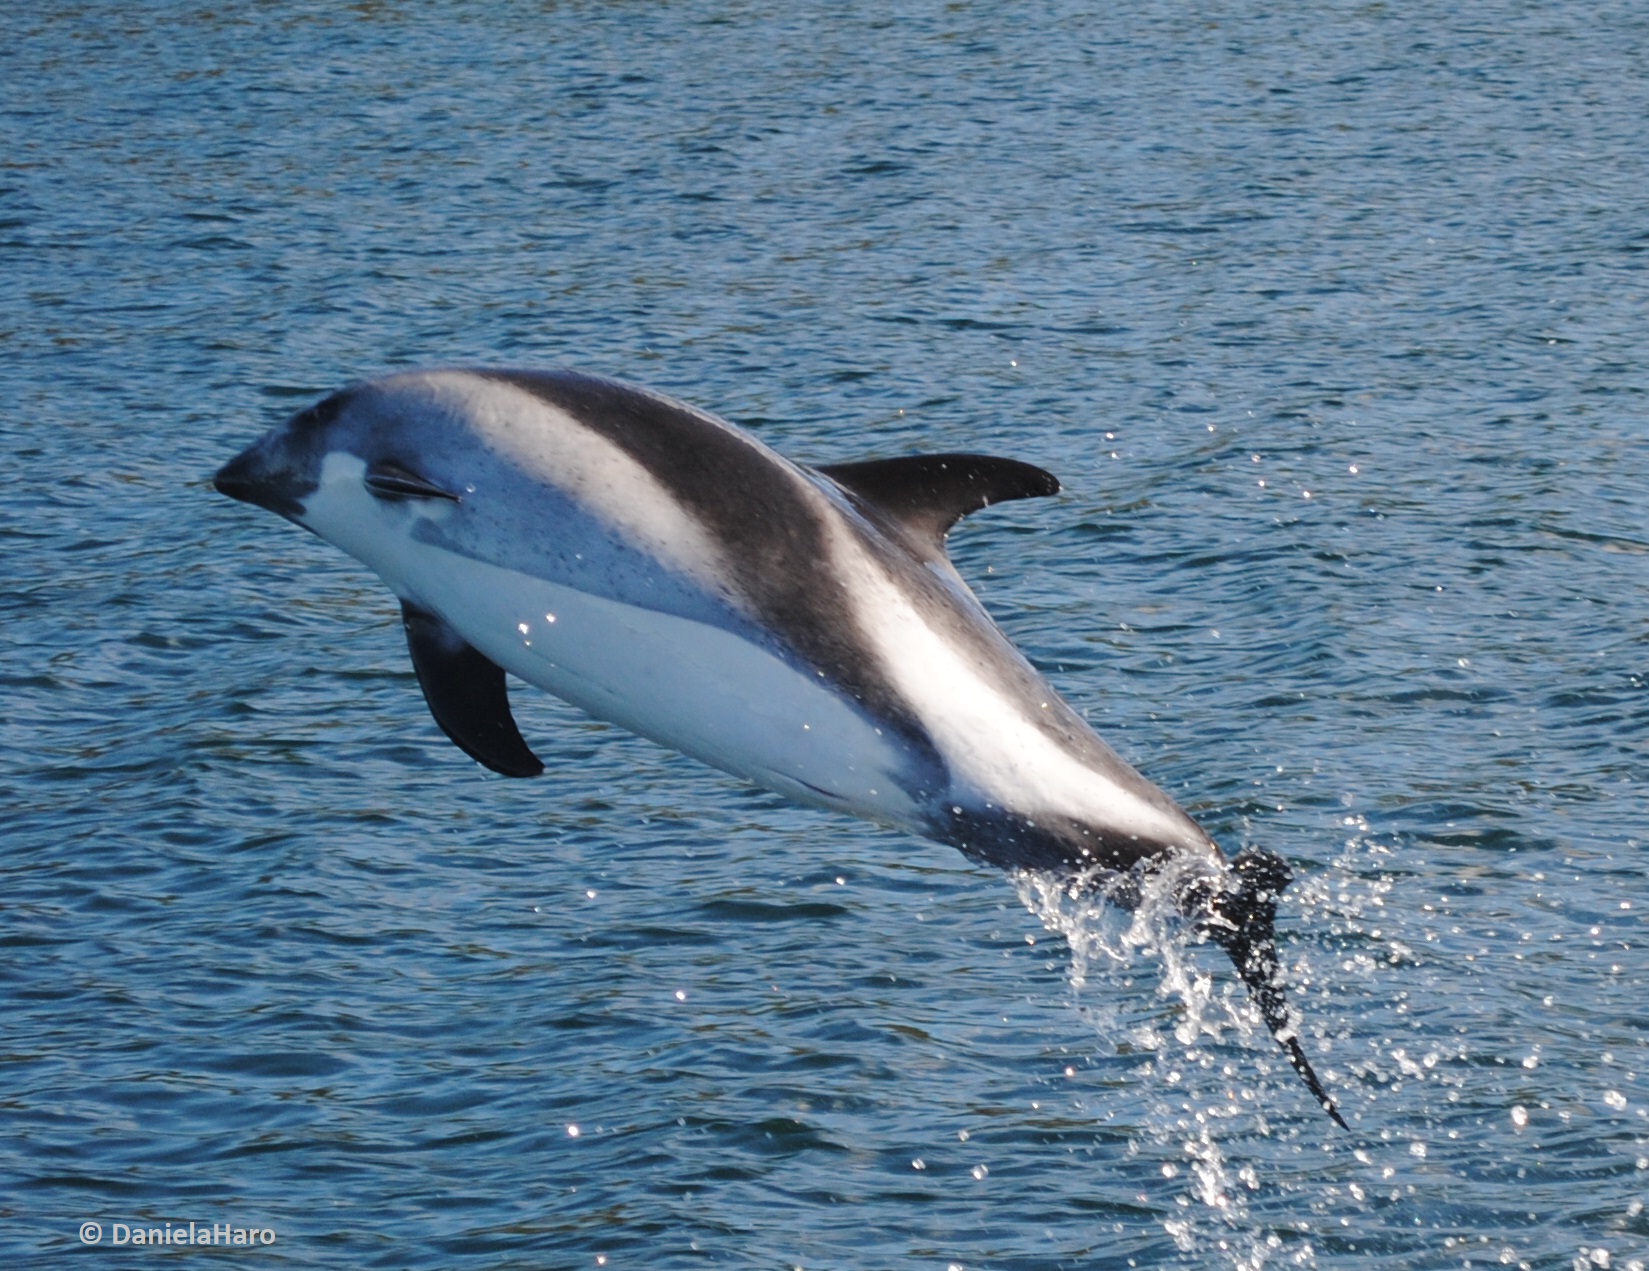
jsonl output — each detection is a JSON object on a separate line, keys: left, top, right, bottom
{"left": 1014, "top": 864, "right": 1284, "bottom": 1270}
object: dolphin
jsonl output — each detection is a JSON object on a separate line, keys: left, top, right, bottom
{"left": 214, "top": 367, "right": 1344, "bottom": 1127}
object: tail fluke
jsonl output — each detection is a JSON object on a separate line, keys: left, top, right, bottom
{"left": 1204, "top": 849, "right": 1347, "bottom": 1130}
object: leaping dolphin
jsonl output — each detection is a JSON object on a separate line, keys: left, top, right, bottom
{"left": 214, "top": 367, "right": 1344, "bottom": 1127}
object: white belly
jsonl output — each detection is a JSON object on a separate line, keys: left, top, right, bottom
{"left": 402, "top": 548, "right": 922, "bottom": 829}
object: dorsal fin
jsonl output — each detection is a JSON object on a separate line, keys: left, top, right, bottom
{"left": 815, "top": 453, "right": 1060, "bottom": 555}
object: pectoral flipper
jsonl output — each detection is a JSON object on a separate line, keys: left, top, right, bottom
{"left": 401, "top": 600, "right": 544, "bottom": 778}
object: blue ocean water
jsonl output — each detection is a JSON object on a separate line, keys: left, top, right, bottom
{"left": 3, "top": 1, "right": 1646, "bottom": 1266}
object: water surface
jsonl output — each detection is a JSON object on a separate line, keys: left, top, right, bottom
{"left": 3, "top": 2, "right": 1646, "bottom": 1266}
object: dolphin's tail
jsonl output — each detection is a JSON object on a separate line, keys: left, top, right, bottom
{"left": 1202, "top": 849, "right": 1347, "bottom": 1129}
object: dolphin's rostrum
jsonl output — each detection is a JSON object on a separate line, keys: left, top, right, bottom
{"left": 215, "top": 367, "right": 1345, "bottom": 1127}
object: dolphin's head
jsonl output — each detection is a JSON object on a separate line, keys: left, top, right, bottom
{"left": 213, "top": 373, "right": 495, "bottom": 522}
{"left": 213, "top": 371, "right": 547, "bottom": 593}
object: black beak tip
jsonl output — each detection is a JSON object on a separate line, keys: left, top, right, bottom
{"left": 213, "top": 453, "right": 255, "bottom": 503}
{"left": 211, "top": 452, "right": 307, "bottom": 521}
{"left": 213, "top": 468, "right": 247, "bottom": 502}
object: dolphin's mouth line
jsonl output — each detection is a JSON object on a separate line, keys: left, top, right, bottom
{"left": 213, "top": 452, "right": 314, "bottom": 523}
{"left": 214, "top": 473, "right": 307, "bottom": 522}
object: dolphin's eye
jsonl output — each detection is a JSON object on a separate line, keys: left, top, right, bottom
{"left": 364, "top": 462, "right": 461, "bottom": 503}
